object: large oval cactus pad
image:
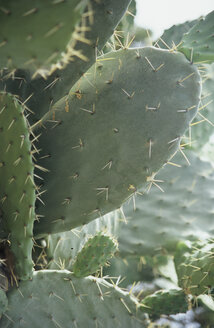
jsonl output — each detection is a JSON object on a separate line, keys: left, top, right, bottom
{"left": 34, "top": 47, "right": 201, "bottom": 237}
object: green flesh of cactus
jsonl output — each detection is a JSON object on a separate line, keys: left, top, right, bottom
{"left": 116, "top": 151, "right": 214, "bottom": 257}
{"left": 0, "top": 92, "right": 35, "bottom": 280}
{"left": 0, "top": 270, "right": 148, "bottom": 328}
{"left": 1, "top": 0, "right": 132, "bottom": 123}
{"left": 0, "top": 289, "right": 8, "bottom": 317}
{"left": 178, "top": 10, "right": 214, "bottom": 64}
{"left": 73, "top": 233, "right": 118, "bottom": 277}
{"left": 190, "top": 63, "right": 214, "bottom": 149}
{"left": 0, "top": 0, "right": 81, "bottom": 72}
{"left": 33, "top": 46, "right": 200, "bottom": 237}
{"left": 156, "top": 20, "right": 198, "bottom": 50}
{"left": 157, "top": 20, "right": 214, "bottom": 150}
{"left": 140, "top": 289, "right": 188, "bottom": 319}
{"left": 175, "top": 240, "right": 214, "bottom": 296}
{"left": 45, "top": 212, "right": 118, "bottom": 271}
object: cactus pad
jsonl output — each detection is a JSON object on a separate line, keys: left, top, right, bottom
{"left": 178, "top": 10, "right": 214, "bottom": 63}
{"left": 141, "top": 289, "right": 188, "bottom": 318}
{"left": 156, "top": 20, "right": 197, "bottom": 50}
{"left": 190, "top": 63, "right": 214, "bottom": 148}
{"left": 73, "top": 233, "right": 118, "bottom": 277}
{"left": 33, "top": 46, "right": 200, "bottom": 237}
{"left": 21, "top": 0, "right": 132, "bottom": 121}
{"left": 175, "top": 240, "right": 214, "bottom": 296}
{"left": 45, "top": 212, "right": 118, "bottom": 270}
{"left": 0, "top": 0, "right": 81, "bottom": 71}
{"left": 0, "top": 92, "right": 35, "bottom": 279}
{"left": 0, "top": 270, "right": 148, "bottom": 328}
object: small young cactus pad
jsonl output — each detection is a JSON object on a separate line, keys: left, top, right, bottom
{"left": 45, "top": 212, "right": 118, "bottom": 271}
{"left": 73, "top": 233, "right": 118, "bottom": 277}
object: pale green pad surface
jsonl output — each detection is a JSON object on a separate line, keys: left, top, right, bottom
{"left": 0, "top": 270, "right": 148, "bottom": 328}
{"left": 73, "top": 233, "right": 118, "bottom": 277}
{"left": 178, "top": 10, "right": 214, "bottom": 64}
{"left": 0, "top": 92, "right": 35, "bottom": 279}
{"left": 34, "top": 46, "right": 200, "bottom": 237}
{"left": 117, "top": 151, "right": 214, "bottom": 257}
{"left": 0, "top": 0, "right": 80, "bottom": 71}
{"left": 104, "top": 256, "right": 155, "bottom": 288}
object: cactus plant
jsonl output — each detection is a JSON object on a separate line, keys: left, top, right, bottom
{"left": 1, "top": 2, "right": 214, "bottom": 326}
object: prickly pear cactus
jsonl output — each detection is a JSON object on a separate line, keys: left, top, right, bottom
{"left": 1, "top": 1, "right": 214, "bottom": 326}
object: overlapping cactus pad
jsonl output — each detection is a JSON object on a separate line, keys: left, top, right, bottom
{"left": 178, "top": 10, "right": 214, "bottom": 63}
{"left": 175, "top": 240, "right": 214, "bottom": 296}
{"left": 117, "top": 151, "right": 214, "bottom": 257}
{"left": 33, "top": 46, "right": 201, "bottom": 237}
{"left": 0, "top": 0, "right": 81, "bottom": 71}
{"left": 141, "top": 289, "right": 188, "bottom": 318}
{"left": 156, "top": 20, "right": 198, "bottom": 50}
{"left": 0, "top": 270, "right": 148, "bottom": 328}
{"left": 0, "top": 92, "right": 35, "bottom": 279}
{"left": 190, "top": 63, "right": 214, "bottom": 148}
